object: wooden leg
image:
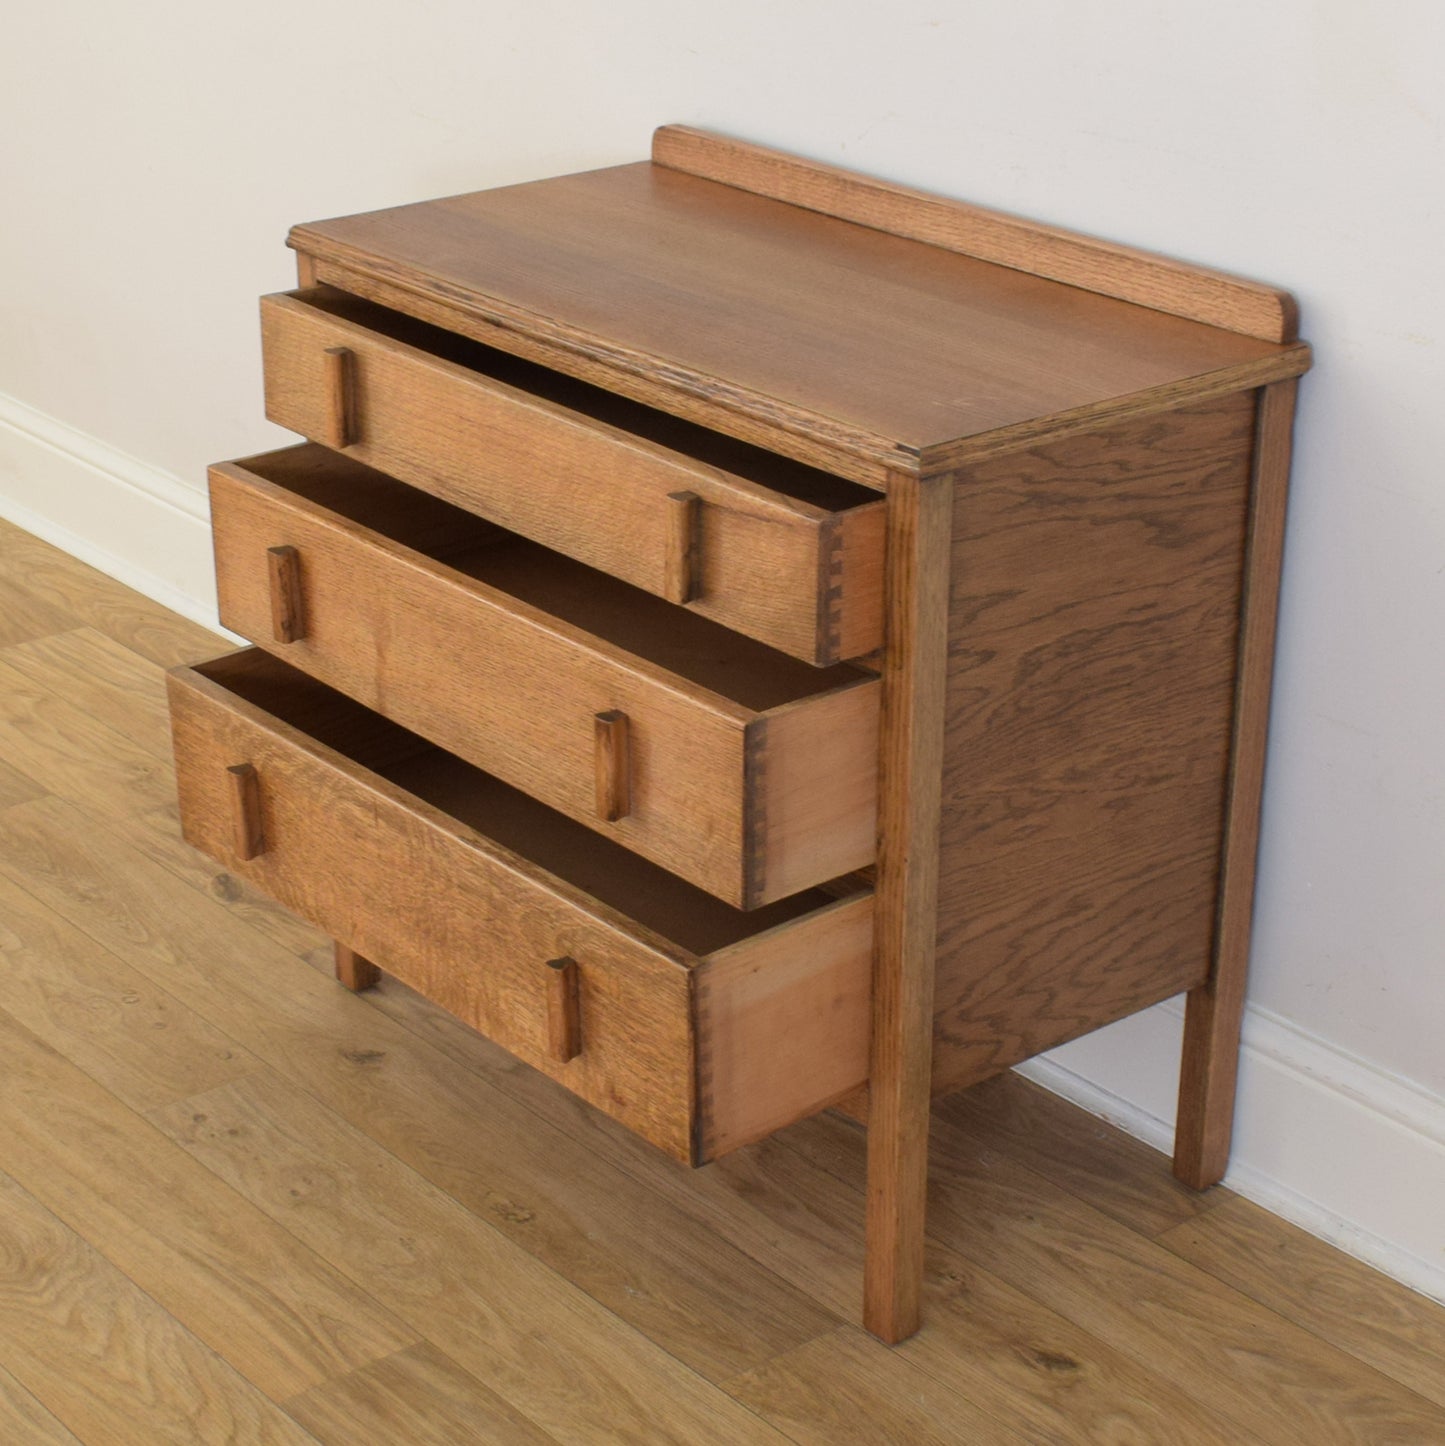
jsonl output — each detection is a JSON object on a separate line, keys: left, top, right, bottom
{"left": 1175, "top": 380, "right": 1298, "bottom": 1189}
{"left": 863, "top": 470, "right": 953, "bottom": 1343}
{"left": 334, "top": 942, "right": 382, "bottom": 993}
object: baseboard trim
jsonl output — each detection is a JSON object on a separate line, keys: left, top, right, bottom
{"left": 0, "top": 390, "right": 224, "bottom": 632}
{"left": 1018, "top": 999, "right": 1445, "bottom": 1308}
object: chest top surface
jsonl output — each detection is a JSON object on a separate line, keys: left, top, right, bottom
{"left": 289, "top": 130, "right": 1307, "bottom": 477}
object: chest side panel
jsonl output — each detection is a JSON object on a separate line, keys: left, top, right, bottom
{"left": 932, "top": 390, "right": 1258, "bottom": 1093}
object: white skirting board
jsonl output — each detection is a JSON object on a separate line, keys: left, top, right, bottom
{"left": 3, "top": 385, "right": 1443, "bottom": 1309}
{"left": 0, "top": 391, "right": 222, "bottom": 633}
{"left": 1023, "top": 999, "right": 1445, "bottom": 1307}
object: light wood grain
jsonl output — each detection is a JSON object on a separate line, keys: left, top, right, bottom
{"left": 1175, "top": 378, "right": 1300, "bottom": 1188}
{"left": 285, "top": 1342, "right": 555, "bottom": 1446}
{"left": 934, "top": 1071, "right": 1227, "bottom": 1239}
{"left": 864, "top": 469, "right": 954, "bottom": 1342}
{"left": 932, "top": 391, "right": 1256, "bottom": 1093}
{"left": 1160, "top": 1196, "right": 1445, "bottom": 1411}
{"left": 0, "top": 1001, "right": 414, "bottom": 1399}
{"left": 796, "top": 1110, "right": 1445, "bottom": 1444}
{"left": 654, "top": 125, "right": 1300, "bottom": 343}
{"left": 0, "top": 1362, "right": 83, "bottom": 1445}
{"left": 210, "top": 448, "right": 879, "bottom": 905}
{"left": 360, "top": 991, "right": 1245, "bottom": 1444}
{"left": 150, "top": 1071, "right": 790, "bottom": 1445}
{"left": 727, "top": 1326, "right": 1028, "bottom": 1444}
{"left": 0, "top": 519, "right": 224, "bottom": 667}
{"left": 0, "top": 787, "right": 835, "bottom": 1385}
{"left": 0, "top": 1169, "right": 320, "bottom": 1444}
{"left": 0, "top": 627, "right": 325, "bottom": 961}
{"left": 0, "top": 860, "right": 259, "bottom": 1113}
{"left": 262, "top": 288, "right": 885, "bottom": 662}
{"left": 289, "top": 162, "right": 1303, "bottom": 481}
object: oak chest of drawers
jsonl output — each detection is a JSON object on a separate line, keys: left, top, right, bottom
{"left": 168, "top": 125, "right": 1310, "bottom": 1342}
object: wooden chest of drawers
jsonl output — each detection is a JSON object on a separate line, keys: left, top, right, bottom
{"left": 168, "top": 125, "right": 1310, "bottom": 1342}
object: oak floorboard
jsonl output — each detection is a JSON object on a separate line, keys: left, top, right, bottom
{"left": 0, "top": 1168, "right": 320, "bottom": 1445}
{"left": 0, "top": 865, "right": 260, "bottom": 1113}
{"left": 150, "top": 1071, "right": 787, "bottom": 1446}
{"left": 0, "top": 1362, "right": 83, "bottom": 1445}
{"left": 284, "top": 1342, "right": 558, "bottom": 1446}
{"left": 1159, "top": 1195, "right": 1445, "bottom": 1411}
{"left": 727, "top": 1326, "right": 1028, "bottom": 1445}
{"left": 933, "top": 1071, "right": 1230, "bottom": 1238}
{"left": 1, "top": 624, "right": 176, "bottom": 740}
{"left": 0, "top": 517, "right": 224, "bottom": 667}
{"left": 0, "top": 644, "right": 326, "bottom": 959}
{"left": 0, "top": 793, "right": 837, "bottom": 1387}
{"left": 345, "top": 971, "right": 1244, "bottom": 1444}
{"left": 0, "top": 754, "right": 45, "bottom": 811}
{"left": 0, "top": 1007, "right": 416, "bottom": 1401}
{"left": 787, "top": 1112, "right": 1445, "bottom": 1445}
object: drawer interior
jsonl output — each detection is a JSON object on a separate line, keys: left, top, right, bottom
{"left": 198, "top": 649, "right": 848, "bottom": 955}
{"left": 238, "top": 445, "right": 873, "bottom": 711}
{"left": 294, "top": 286, "right": 878, "bottom": 514}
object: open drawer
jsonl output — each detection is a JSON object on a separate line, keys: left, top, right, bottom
{"left": 261, "top": 286, "right": 885, "bottom": 665}
{"left": 167, "top": 650, "right": 873, "bottom": 1164}
{"left": 210, "top": 445, "right": 879, "bottom": 908}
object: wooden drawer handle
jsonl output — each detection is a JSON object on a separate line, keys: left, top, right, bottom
{"left": 594, "top": 710, "right": 631, "bottom": 821}
{"left": 321, "top": 345, "right": 356, "bottom": 449}
{"left": 664, "top": 491, "right": 700, "bottom": 604}
{"left": 267, "top": 545, "right": 305, "bottom": 643}
{"left": 545, "top": 957, "right": 581, "bottom": 1063}
{"left": 226, "top": 762, "right": 265, "bottom": 860}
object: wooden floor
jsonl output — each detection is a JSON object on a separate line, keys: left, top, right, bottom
{"left": 0, "top": 518, "right": 1443, "bottom": 1445}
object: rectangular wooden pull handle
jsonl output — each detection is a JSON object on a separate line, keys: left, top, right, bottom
{"left": 267, "top": 545, "right": 305, "bottom": 643}
{"left": 227, "top": 762, "right": 265, "bottom": 860}
{"left": 594, "top": 710, "right": 631, "bottom": 821}
{"left": 664, "top": 491, "right": 700, "bottom": 604}
{"left": 321, "top": 345, "right": 356, "bottom": 449}
{"left": 545, "top": 957, "right": 581, "bottom": 1063}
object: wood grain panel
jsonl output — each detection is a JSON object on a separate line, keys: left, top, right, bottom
{"left": 932, "top": 391, "right": 1257, "bottom": 1092}
{"left": 262, "top": 288, "right": 885, "bottom": 663}
{"left": 654, "top": 126, "right": 1299, "bottom": 342}
{"left": 210, "top": 448, "right": 879, "bottom": 906}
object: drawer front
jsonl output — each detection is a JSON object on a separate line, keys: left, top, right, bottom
{"left": 168, "top": 657, "right": 699, "bottom": 1159}
{"left": 261, "top": 289, "right": 884, "bottom": 666}
{"left": 210, "top": 451, "right": 881, "bottom": 908}
{"left": 166, "top": 652, "right": 876, "bottom": 1164}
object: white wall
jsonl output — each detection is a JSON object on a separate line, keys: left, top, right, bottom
{"left": 3, "top": 2, "right": 1442, "bottom": 1296}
